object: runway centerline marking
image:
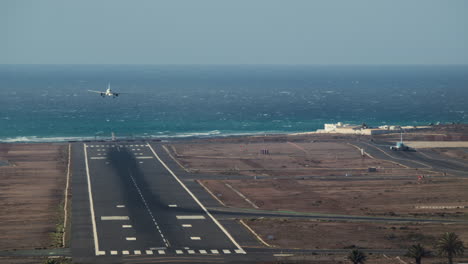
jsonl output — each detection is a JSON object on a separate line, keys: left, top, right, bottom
{"left": 168, "top": 204, "right": 178, "bottom": 208}
{"left": 116, "top": 205, "right": 125, "bottom": 208}
{"left": 126, "top": 237, "right": 136, "bottom": 241}
{"left": 122, "top": 225, "right": 132, "bottom": 228}
{"left": 147, "top": 143, "right": 246, "bottom": 254}
{"left": 190, "top": 237, "right": 201, "bottom": 240}
{"left": 182, "top": 224, "right": 192, "bottom": 228}
{"left": 127, "top": 169, "right": 170, "bottom": 247}
{"left": 83, "top": 144, "right": 101, "bottom": 256}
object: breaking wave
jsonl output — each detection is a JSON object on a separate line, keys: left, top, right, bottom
{"left": 0, "top": 130, "right": 281, "bottom": 143}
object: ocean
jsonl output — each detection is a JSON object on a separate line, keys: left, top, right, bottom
{"left": 0, "top": 64, "right": 467, "bottom": 142}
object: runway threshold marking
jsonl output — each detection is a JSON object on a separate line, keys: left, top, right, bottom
{"left": 147, "top": 143, "right": 246, "bottom": 254}
{"left": 83, "top": 144, "right": 102, "bottom": 256}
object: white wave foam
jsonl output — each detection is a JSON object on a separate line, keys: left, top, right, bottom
{"left": 0, "top": 136, "right": 96, "bottom": 143}
{"left": 0, "top": 130, "right": 287, "bottom": 143}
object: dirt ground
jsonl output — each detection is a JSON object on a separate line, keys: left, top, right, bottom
{"left": 170, "top": 141, "right": 423, "bottom": 177}
{"left": 431, "top": 148, "right": 468, "bottom": 162}
{"left": 201, "top": 177, "right": 468, "bottom": 218}
{"left": 0, "top": 143, "right": 68, "bottom": 251}
{"left": 246, "top": 219, "right": 468, "bottom": 249}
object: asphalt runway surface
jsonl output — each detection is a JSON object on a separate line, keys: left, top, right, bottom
{"left": 354, "top": 141, "right": 468, "bottom": 176}
{"left": 69, "top": 139, "right": 468, "bottom": 263}
{"left": 71, "top": 141, "right": 251, "bottom": 263}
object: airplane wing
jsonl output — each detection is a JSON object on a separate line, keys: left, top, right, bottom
{"left": 88, "top": 90, "right": 104, "bottom": 93}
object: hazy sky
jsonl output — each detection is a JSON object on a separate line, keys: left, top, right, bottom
{"left": 1, "top": 0, "right": 467, "bottom": 64}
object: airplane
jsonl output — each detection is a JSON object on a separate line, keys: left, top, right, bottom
{"left": 88, "top": 83, "right": 121, "bottom": 98}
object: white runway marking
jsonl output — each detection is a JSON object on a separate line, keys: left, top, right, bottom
{"left": 127, "top": 170, "right": 170, "bottom": 247}
{"left": 158, "top": 250, "right": 165, "bottom": 255}
{"left": 147, "top": 143, "right": 246, "bottom": 254}
{"left": 126, "top": 237, "right": 136, "bottom": 241}
{"left": 116, "top": 205, "right": 125, "bottom": 208}
{"left": 190, "top": 237, "right": 201, "bottom": 240}
{"left": 223, "top": 249, "right": 231, "bottom": 254}
{"left": 199, "top": 250, "right": 207, "bottom": 254}
{"left": 146, "top": 250, "right": 153, "bottom": 255}
{"left": 84, "top": 144, "right": 102, "bottom": 256}
{"left": 182, "top": 224, "right": 192, "bottom": 228}
{"left": 176, "top": 250, "right": 183, "bottom": 254}
{"left": 122, "top": 250, "right": 129, "bottom": 255}
{"left": 97, "top": 250, "right": 106, "bottom": 255}
{"left": 122, "top": 225, "right": 132, "bottom": 228}
{"left": 111, "top": 251, "right": 118, "bottom": 255}
{"left": 136, "top": 156, "right": 153, "bottom": 159}
{"left": 235, "top": 249, "right": 245, "bottom": 254}
{"left": 90, "top": 157, "right": 106, "bottom": 159}
{"left": 188, "top": 250, "right": 195, "bottom": 254}
{"left": 100, "top": 216, "right": 129, "bottom": 221}
{"left": 134, "top": 250, "right": 141, "bottom": 255}
{"left": 168, "top": 204, "right": 178, "bottom": 208}
{"left": 211, "top": 249, "right": 219, "bottom": 254}
{"left": 176, "top": 215, "right": 206, "bottom": 220}
{"left": 139, "top": 161, "right": 144, "bottom": 164}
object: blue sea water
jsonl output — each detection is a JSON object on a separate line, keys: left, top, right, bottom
{"left": 0, "top": 64, "right": 467, "bottom": 142}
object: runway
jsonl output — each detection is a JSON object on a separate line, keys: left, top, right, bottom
{"left": 354, "top": 141, "right": 468, "bottom": 176}
{"left": 71, "top": 141, "right": 246, "bottom": 262}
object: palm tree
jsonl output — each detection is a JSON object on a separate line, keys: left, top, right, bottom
{"left": 435, "top": 232, "right": 465, "bottom": 264}
{"left": 406, "top": 244, "right": 431, "bottom": 264}
{"left": 347, "top": 249, "right": 367, "bottom": 264}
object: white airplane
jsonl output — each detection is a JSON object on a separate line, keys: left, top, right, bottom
{"left": 88, "top": 83, "right": 121, "bottom": 98}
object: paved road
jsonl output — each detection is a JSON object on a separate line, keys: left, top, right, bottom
{"left": 72, "top": 142, "right": 247, "bottom": 263}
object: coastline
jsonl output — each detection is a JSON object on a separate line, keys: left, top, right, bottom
{"left": 1, "top": 123, "right": 467, "bottom": 143}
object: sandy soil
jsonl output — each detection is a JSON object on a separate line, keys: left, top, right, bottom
{"left": 246, "top": 219, "right": 468, "bottom": 250}
{"left": 405, "top": 141, "right": 468, "bottom": 148}
{"left": 171, "top": 141, "right": 414, "bottom": 177}
{"left": 0, "top": 143, "right": 68, "bottom": 251}
{"left": 431, "top": 148, "right": 468, "bottom": 162}
{"left": 201, "top": 177, "right": 468, "bottom": 217}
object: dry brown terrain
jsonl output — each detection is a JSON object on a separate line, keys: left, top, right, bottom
{"left": 431, "top": 148, "right": 468, "bottom": 162}
{"left": 170, "top": 141, "right": 424, "bottom": 177}
{"left": 201, "top": 177, "right": 468, "bottom": 217}
{"left": 246, "top": 219, "right": 468, "bottom": 250}
{"left": 0, "top": 143, "right": 68, "bottom": 251}
{"left": 168, "top": 127, "right": 468, "bottom": 258}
